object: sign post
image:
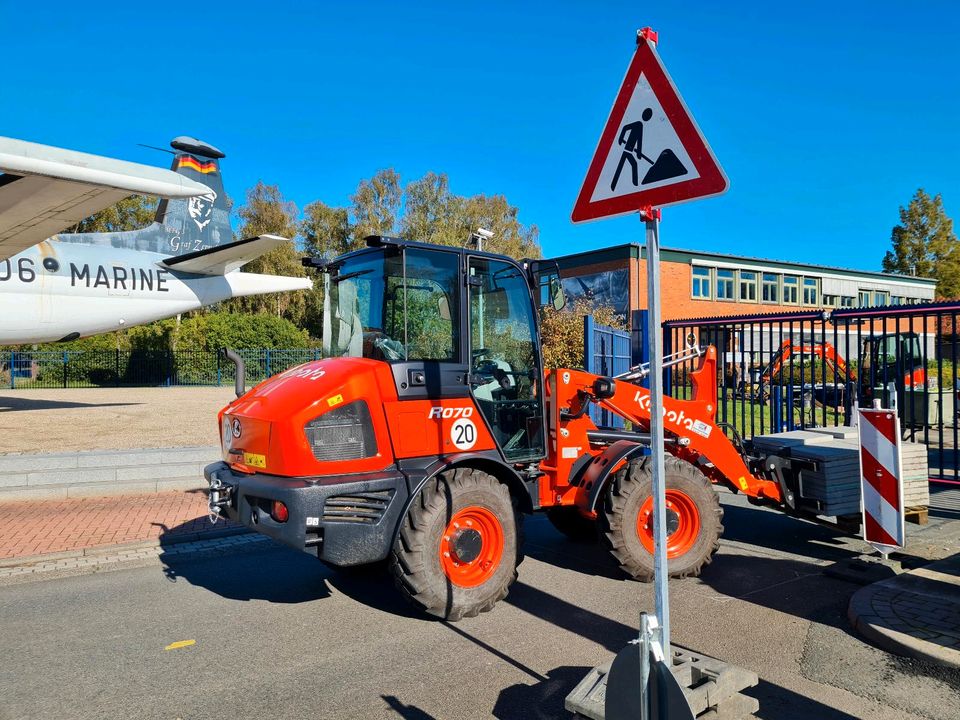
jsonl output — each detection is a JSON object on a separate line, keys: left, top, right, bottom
{"left": 643, "top": 205, "right": 670, "bottom": 657}
{"left": 571, "top": 27, "right": 728, "bottom": 718}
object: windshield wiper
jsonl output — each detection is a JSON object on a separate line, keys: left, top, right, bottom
{"left": 332, "top": 269, "right": 373, "bottom": 284}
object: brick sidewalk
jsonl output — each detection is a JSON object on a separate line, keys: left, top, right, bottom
{"left": 848, "top": 553, "right": 960, "bottom": 669}
{"left": 0, "top": 491, "right": 236, "bottom": 560}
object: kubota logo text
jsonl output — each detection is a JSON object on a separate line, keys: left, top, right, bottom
{"left": 633, "top": 391, "right": 712, "bottom": 438}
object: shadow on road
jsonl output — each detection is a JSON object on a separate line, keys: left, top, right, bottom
{"left": 748, "top": 678, "right": 858, "bottom": 719}
{"left": 492, "top": 665, "right": 592, "bottom": 719}
{"left": 381, "top": 694, "right": 437, "bottom": 720}
{"left": 718, "top": 501, "right": 859, "bottom": 563}
{"left": 0, "top": 395, "right": 140, "bottom": 412}
{"left": 158, "top": 533, "right": 333, "bottom": 604}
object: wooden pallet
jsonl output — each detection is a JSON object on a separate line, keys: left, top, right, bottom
{"left": 905, "top": 506, "right": 929, "bottom": 526}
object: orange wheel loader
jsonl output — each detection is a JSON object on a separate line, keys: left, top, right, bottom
{"left": 205, "top": 236, "right": 788, "bottom": 620}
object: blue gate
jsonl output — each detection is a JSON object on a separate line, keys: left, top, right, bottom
{"left": 583, "top": 316, "right": 631, "bottom": 429}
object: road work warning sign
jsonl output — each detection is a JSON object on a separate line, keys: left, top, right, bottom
{"left": 572, "top": 32, "right": 728, "bottom": 222}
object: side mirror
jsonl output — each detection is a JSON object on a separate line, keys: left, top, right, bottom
{"left": 550, "top": 276, "right": 566, "bottom": 311}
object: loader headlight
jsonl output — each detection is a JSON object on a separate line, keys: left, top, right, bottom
{"left": 304, "top": 401, "right": 377, "bottom": 462}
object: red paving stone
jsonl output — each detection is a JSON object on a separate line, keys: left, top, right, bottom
{"left": 0, "top": 491, "right": 237, "bottom": 560}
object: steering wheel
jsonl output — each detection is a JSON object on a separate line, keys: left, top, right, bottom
{"left": 372, "top": 334, "right": 405, "bottom": 361}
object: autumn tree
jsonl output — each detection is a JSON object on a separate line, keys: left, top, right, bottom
{"left": 69, "top": 195, "right": 157, "bottom": 233}
{"left": 224, "top": 181, "right": 310, "bottom": 322}
{"left": 882, "top": 189, "right": 960, "bottom": 298}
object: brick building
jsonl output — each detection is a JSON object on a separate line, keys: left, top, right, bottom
{"left": 549, "top": 244, "right": 937, "bottom": 322}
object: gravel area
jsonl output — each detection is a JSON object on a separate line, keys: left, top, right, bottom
{"left": 0, "top": 387, "right": 237, "bottom": 453}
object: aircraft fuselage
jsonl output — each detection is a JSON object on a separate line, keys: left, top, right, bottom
{"left": 0, "top": 239, "right": 261, "bottom": 344}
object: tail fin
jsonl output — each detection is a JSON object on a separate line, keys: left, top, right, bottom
{"left": 154, "top": 136, "right": 233, "bottom": 250}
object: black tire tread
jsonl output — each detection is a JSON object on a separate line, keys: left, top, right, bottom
{"left": 599, "top": 455, "right": 723, "bottom": 581}
{"left": 389, "top": 467, "right": 522, "bottom": 621}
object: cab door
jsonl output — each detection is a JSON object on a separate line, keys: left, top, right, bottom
{"left": 467, "top": 256, "right": 546, "bottom": 462}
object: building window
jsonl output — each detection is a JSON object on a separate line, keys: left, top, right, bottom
{"left": 891, "top": 295, "right": 905, "bottom": 306}
{"left": 716, "top": 269, "right": 735, "bottom": 300}
{"left": 873, "top": 291, "right": 889, "bottom": 306}
{"left": 840, "top": 296, "right": 855, "bottom": 307}
{"left": 822, "top": 294, "right": 838, "bottom": 307}
{"left": 782, "top": 275, "right": 799, "bottom": 304}
{"left": 762, "top": 273, "right": 779, "bottom": 303}
{"left": 692, "top": 266, "right": 712, "bottom": 299}
{"left": 803, "top": 277, "right": 819, "bottom": 305}
{"left": 858, "top": 290, "right": 871, "bottom": 307}
{"left": 739, "top": 271, "right": 758, "bottom": 302}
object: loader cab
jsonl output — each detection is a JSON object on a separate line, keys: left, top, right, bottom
{"left": 860, "top": 332, "right": 925, "bottom": 394}
{"left": 317, "top": 236, "right": 546, "bottom": 463}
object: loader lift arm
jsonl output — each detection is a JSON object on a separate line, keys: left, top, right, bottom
{"left": 549, "top": 346, "right": 782, "bottom": 505}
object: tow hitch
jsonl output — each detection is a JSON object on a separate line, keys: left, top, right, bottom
{"left": 207, "top": 475, "right": 234, "bottom": 524}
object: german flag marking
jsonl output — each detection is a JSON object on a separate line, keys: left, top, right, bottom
{"left": 175, "top": 155, "right": 218, "bottom": 174}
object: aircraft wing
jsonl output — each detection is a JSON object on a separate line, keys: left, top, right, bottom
{"left": 0, "top": 136, "right": 212, "bottom": 262}
{"left": 161, "top": 234, "right": 299, "bottom": 276}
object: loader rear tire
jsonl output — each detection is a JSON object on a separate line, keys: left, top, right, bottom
{"left": 390, "top": 467, "right": 522, "bottom": 621}
{"left": 546, "top": 507, "right": 598, "bottom": 542}
{"left": 600, "top": 456, "right": 723, "bottom": 581}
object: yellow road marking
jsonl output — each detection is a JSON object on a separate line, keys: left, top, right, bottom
{"left": 164, "top": 640, "right": 196, "bottom": 651}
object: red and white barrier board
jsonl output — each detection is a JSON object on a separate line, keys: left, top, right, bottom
{"left": 857, "top": 407, "right": 905, "bottom": 552}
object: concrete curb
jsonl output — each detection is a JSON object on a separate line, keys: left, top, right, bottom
{"left": 0, "top": 525, "right": 252, "bottom": 569}
{"left": 847, "top": 556, "right": 960, "bottom": 670}
{"left": 0, "top": 445, "right": 218, "bottom": 502}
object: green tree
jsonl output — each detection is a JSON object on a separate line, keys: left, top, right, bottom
{"left": 882, "top": 189, "right": 960, "bottom": 298}
{"left": 225, "top": 182, "right": 310, "bottom": 322}
{"left": 69, "top": 195, "right": 157, "bottom": 233}
{"left": 350, "top": 169, "right": 402, "bottom": 241}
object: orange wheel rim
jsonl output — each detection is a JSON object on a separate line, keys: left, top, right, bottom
{"left": 439, "top": 506, "right": 504, "bottom": 588}
{"left": 636, "top": 490, "right": 701, "bottom": 559}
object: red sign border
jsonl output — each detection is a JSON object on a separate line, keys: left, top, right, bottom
{"left": 571, "top": 38, "right": 729, "bottom": 223}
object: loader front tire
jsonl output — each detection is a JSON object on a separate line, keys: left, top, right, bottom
{"left": 390, "top": 467, "right": 522, "bottom": 621}
{"left": 600, "top": 456, "right": 723, "bottom": 581}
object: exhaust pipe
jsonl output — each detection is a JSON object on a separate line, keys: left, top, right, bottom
{"left": 222, "top": 348, "right": 245, "bottom": 398}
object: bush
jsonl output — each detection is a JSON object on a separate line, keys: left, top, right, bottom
{"left": 540, "top": 299, "right": 625, "bottom": 370}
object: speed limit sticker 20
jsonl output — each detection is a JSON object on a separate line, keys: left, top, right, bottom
{"left": 451, "top": 418, "right": 477, "bottom": 450}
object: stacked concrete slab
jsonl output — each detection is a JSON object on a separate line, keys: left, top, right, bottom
{"left": 752, "top": 427, "right": 929, "bottom": 517}
{"left": 0, "top": 446, "right": 218, "bottom": 501}
{"left": 565, "top": 645, "right": 759, "bottom": 719}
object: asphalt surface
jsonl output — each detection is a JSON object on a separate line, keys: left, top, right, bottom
{"left": 2, "top": 493, "right": 959, "bottom": 720}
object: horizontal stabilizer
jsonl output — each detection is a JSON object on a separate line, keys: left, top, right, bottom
{"left": 161, "top": 234, "right": 293, "bottom": 275}
{"left": 0, "top": 135, "right": 212, "bottom": 261}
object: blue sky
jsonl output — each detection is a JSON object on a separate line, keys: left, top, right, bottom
{"left": 2, "top": 1, "right": 958, "bottom": 271}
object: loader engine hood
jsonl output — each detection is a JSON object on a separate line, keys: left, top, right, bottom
{"left": 218, "top": 357, "right": 399, "bottom": 477}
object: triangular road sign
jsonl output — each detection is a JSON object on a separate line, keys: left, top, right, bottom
{"left": 572, "top": 35, "right": 728, "bottom": 223}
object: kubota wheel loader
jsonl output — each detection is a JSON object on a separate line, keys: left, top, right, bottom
{"left": 205, "top": 236, "right": 787, "bottom": 620}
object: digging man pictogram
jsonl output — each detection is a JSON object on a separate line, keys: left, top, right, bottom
{"left": 610, "top": 107, "right": 689, "bottom": 192}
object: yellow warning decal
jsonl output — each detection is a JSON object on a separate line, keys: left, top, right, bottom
{"left": 737, "top": 476, "right": 748, "bottom": 491}
{"left": 243, "top": 452, "right": 267, "bottom": 468}
{"left": 327, "top": 394, "right": 344, "bottom": 407}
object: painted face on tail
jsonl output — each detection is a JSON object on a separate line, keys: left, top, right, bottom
{"left": 188, "top": 191, "right": 217, "bottom": 231}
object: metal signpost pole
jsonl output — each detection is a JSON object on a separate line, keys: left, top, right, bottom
{"left": 643, "top": 207, "right": 670, "bottom": 658}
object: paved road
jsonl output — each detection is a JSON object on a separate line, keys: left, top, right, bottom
{"left": 1, "top": 494, "right": 959, "bottom": 720}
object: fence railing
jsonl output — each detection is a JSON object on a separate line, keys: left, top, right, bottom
{"left": 584, "top": 316, "right": 632, "bottom": 429}
{"left": 663, "top": 300, "right": 960, "bottom": 484}
{"left": 1, "top": 349, "right": 324, "bottom": 389}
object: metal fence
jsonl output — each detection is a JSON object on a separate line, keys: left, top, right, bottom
{"left": 663, "top": 300, "right": 960, "bottom": 484}
{"left": 1, "top": 349, "right": 323, "bottom": 389}
{"left": 584, "top": 316, "right": 632, "bottom": 429}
